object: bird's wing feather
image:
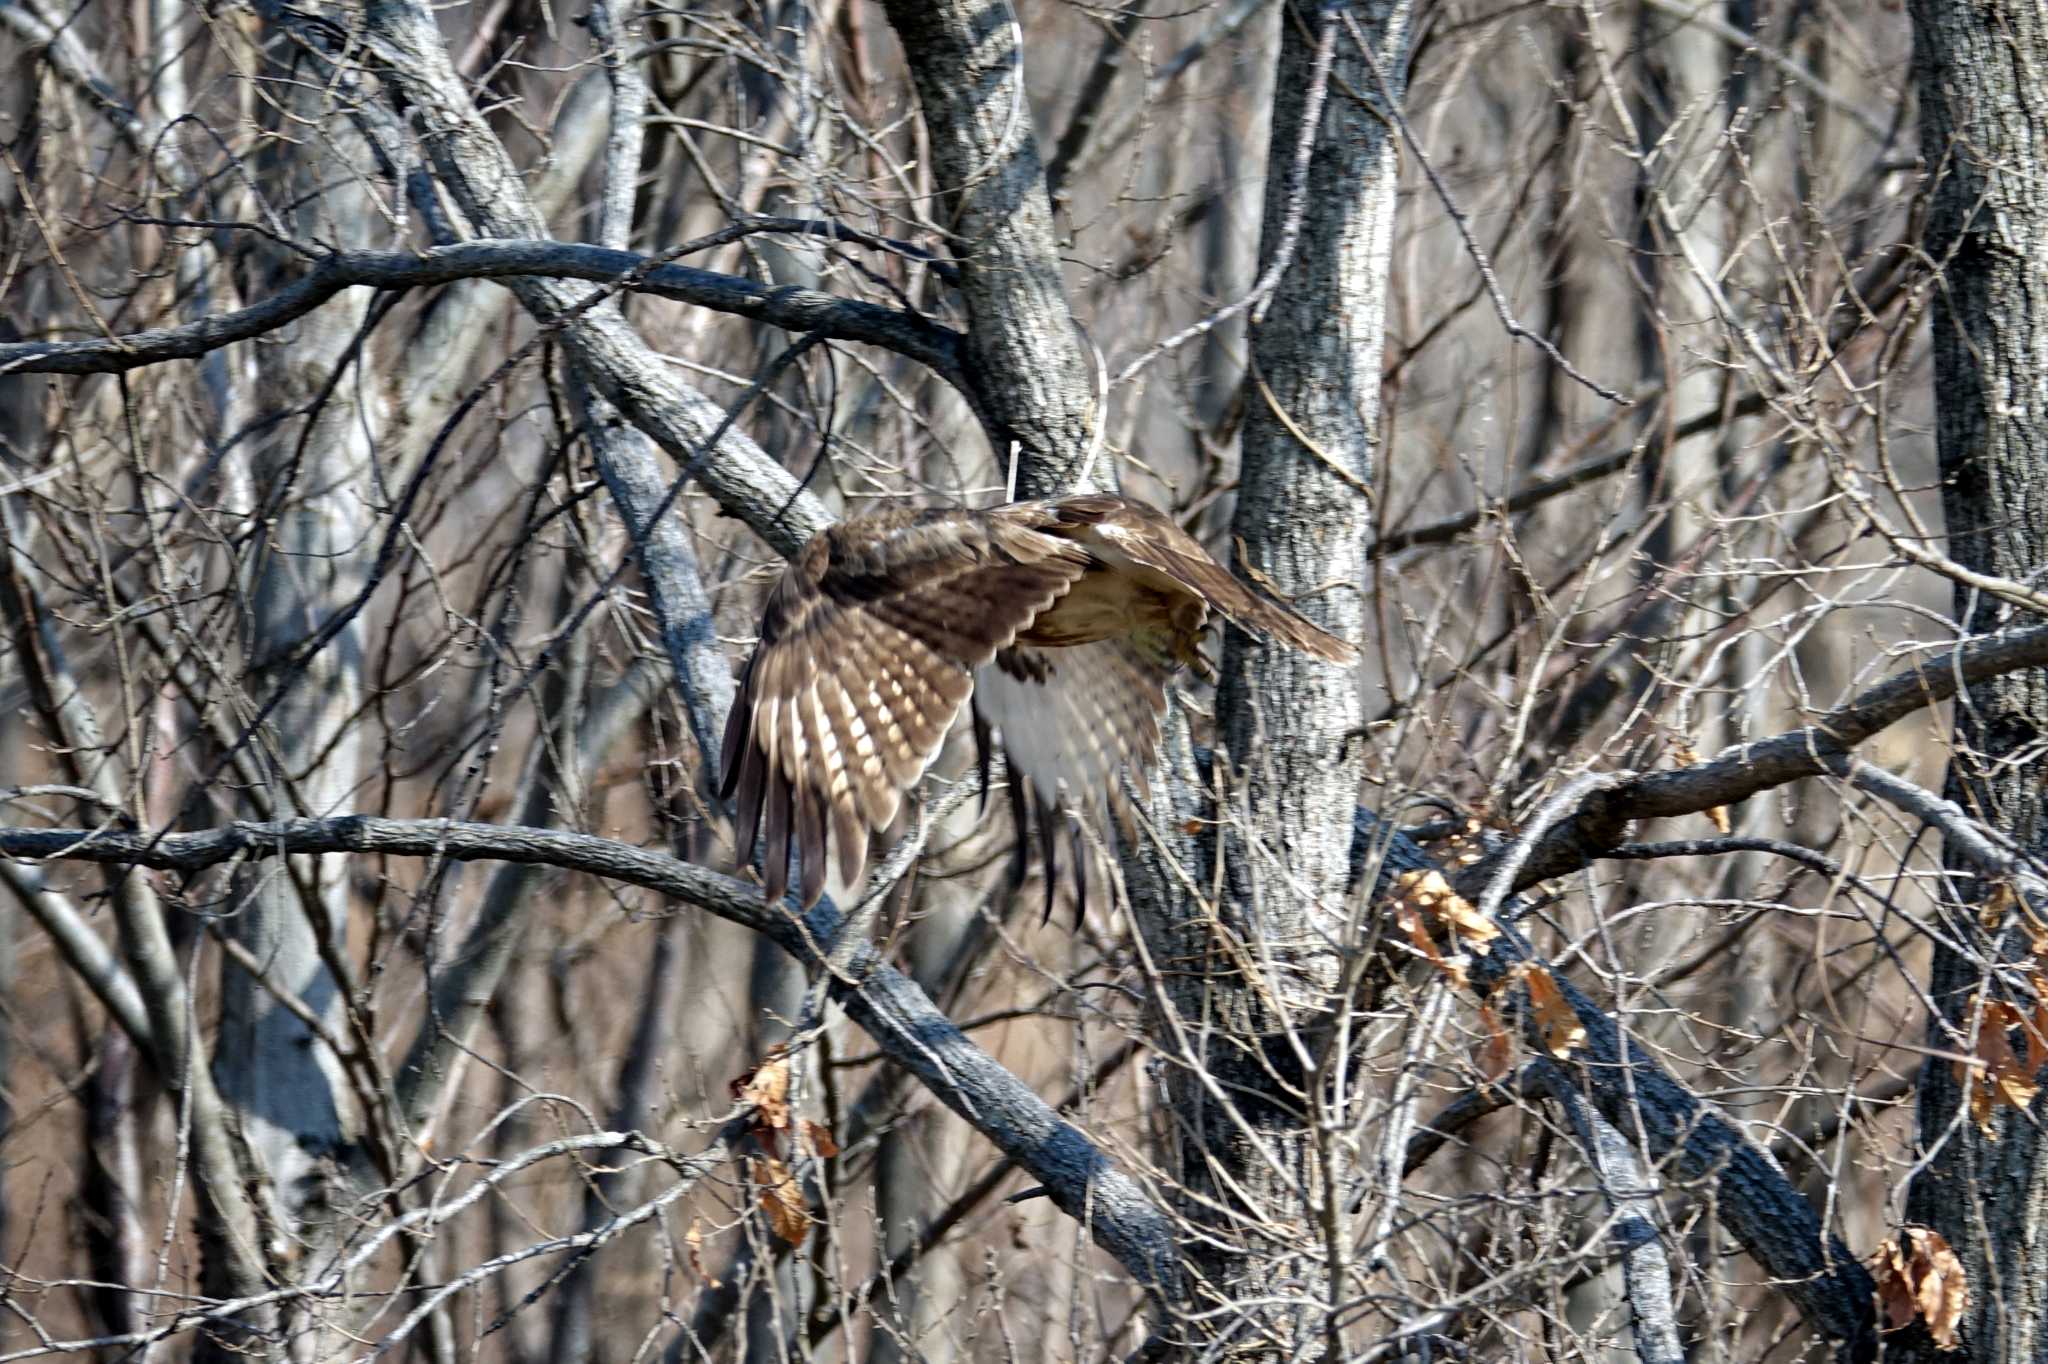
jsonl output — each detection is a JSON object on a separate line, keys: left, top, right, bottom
{"left": 1045, "top": 493, "right": 1358, "bottom": 664}
{"left": 722, "top": 509, "right": 1091, "bottom": 907}
{"left": 972, "top": 641, "right": 1167, "bottom": 816}
{"left": 972, "top": 639, "right": 1170, "bottom": 921}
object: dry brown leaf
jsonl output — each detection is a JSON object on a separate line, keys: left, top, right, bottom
{"left": 802, "top": 1119, "right": 840, "bottom": 1158}
{"left": 739, "top": 1054, "right": 792, "bottom": 1133}
{"left": 1956, "top": 997, "right": 2042, "bottom": 1135}
{"left": 1393, "top": 869, "right": 1498, "bottom": 956}
{"left": 1873, "top": 1226, "right": 1966, "bottom": 1349}
{"left": 1980, "top": 1002, "right": 2041, "bottom": 1115}
{"left": 1395, "top": 898, "right": 1466, "bottom": 989}
{"left": 1476, "top": 1002, "right": 1513, "bottom": 1081}
{"left": 1524, "top": 966, "right": 1586, "bottom": 1059}
{"left": 751, "top": 1156, "right": 809, "bottom": 1247}
{"left": 685, "top": 1217, "right": 721, "bottom": 1287}
{"left": 2027, "top": 1002, "right": 2048, "bottom": 1076}
{"left": 1437, "top": 896, "right": 1499, "bottom": 955}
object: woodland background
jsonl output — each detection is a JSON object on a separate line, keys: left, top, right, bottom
{"left": 1, "top": 0, "right": 2045, "bottom": 1360}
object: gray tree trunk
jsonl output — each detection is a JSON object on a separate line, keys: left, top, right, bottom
{"left": 208, "top": 43, "right": 379, "bottom": 1353}
{"left": 876, "top": 0, "right": 1097, "bottom": 496}
{"left": 1895, "top": 1, "right": 2048, "bottom": 1359}
{"left": 1122, "top": 1, "right": 1407, "bottom": 1352}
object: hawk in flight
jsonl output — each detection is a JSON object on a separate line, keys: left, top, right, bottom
{"left": 719, "top": 493, "right": 1357, "bottom": 912}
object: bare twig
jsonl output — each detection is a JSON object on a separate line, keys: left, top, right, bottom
{"left": 1350, "top": 15, "right": 1628, "bottom": 406}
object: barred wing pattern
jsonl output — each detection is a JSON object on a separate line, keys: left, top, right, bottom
{"left": 971, "top": 639, "right": 1170, "bottom": 921}
{"left": 721, "top": 495, "right": 1358, "bottom": 909}
{"left": 719, "top": 508, "right": 1090, "bottom": 907}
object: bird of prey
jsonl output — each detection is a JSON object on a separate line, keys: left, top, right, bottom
{"left": 719, "top": 492, "right": 1357, "bottom": 913}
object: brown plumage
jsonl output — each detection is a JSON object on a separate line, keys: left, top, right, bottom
{"left": 719, "top": 493, "right": 1357, "bottom": 911}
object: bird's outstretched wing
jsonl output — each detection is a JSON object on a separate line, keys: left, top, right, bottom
{"left": 720, "top": 508, "right": 1091, "bottom": 907}
{"left": 724, "top": 493, "right": 1358, "bottom": 914}
{"left": 971, "top": 496, "right": 1355, "bottom": 922}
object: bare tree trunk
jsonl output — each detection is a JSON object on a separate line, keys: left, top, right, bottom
{"left": 207, "top": 38, "right": 381, "bottom": 1354}
{"left": 876, "top": 0, "right": 1096, "bottom": 495}
{"left": 81, "top": 1026, "right": 149, "bottom": 1341}
{"left": 1895, "top": 1, "right": 2048, "bottom": 1358}
{"left": 1125, "top": 1, "right": 1407, "bottom": 1352}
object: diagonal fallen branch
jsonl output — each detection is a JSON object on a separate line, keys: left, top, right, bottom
{"left": 1356, "top": 811, "right": 1880, "bottom": 1361}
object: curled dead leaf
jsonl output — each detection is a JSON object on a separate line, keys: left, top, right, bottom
{"left": 685, "top": 1217, "right": 721, "bottom": 1287}
{"left": 1873, "top": 1226, "right": 1966, "bottom": 1349}
{"left": 802, "top": 1119, "right": 840, "bottom": 1158}
{"left": 751, "top": 1155, "right": 810, "bottom": 1247}
{"left": 1954, "top": 996, "right": 2043, "bottom": 1135}
{"left": 1523, "top": 966, "right": 1586, "bottom": 1059}
{"left": 1395, "top": 897, "right": 1467, "bottom": 989}
{"left": 738, "top": 1054, "right": 792, "bottom": 1133}
{"left": 2026, "top": 1001, "right": 2048, "bottom": 1076}
{"left": 1475, "top": 1002, "right": 1513, "bottom": 1081}
{"left": 1392, "top": 869, "right": 1498, "bottom": 956}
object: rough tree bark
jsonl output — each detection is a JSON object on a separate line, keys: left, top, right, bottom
{"left": 1894, "top": 1, "right": 2048, "bottom": 1359}
{"left": 1120, "top": 0, "right": 1405, "bottom": 1351}
{"left": 876, "top": 0, "right": 1096, "bottom": 496}
{"left": 205, "top": 52, "right": 378, "bottom": 1343}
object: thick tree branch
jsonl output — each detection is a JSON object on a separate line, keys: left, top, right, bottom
{"left": 1463, "top": 621, "right": 2048, "bottom": 892}
{"left": 0, "top": 861, "right": 155, "bottom": 1050}
{"left": 0, "top": 240, "right": 966, "bottom": 392}
{"left": 1357, "top": 813, "right": 1878, "bottom": 1361}
{"left": 1534, "top": 1061, "right": 1685, "bottom": 1364}
{"left": 330, "top": 0, "right": 842, "bottom": 555}
{"left": 1474, "top": 896, "right": 1876, "bottom": 1359}
{"left": 1, "top": 0, "right": 199, "bottom": 191}
{"left": 260, "top": 0, "right": 843, "bottom": 557}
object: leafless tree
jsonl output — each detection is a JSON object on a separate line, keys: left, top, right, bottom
{"left": 1, "top": 0, "right": 2042, "bottom": 1361}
